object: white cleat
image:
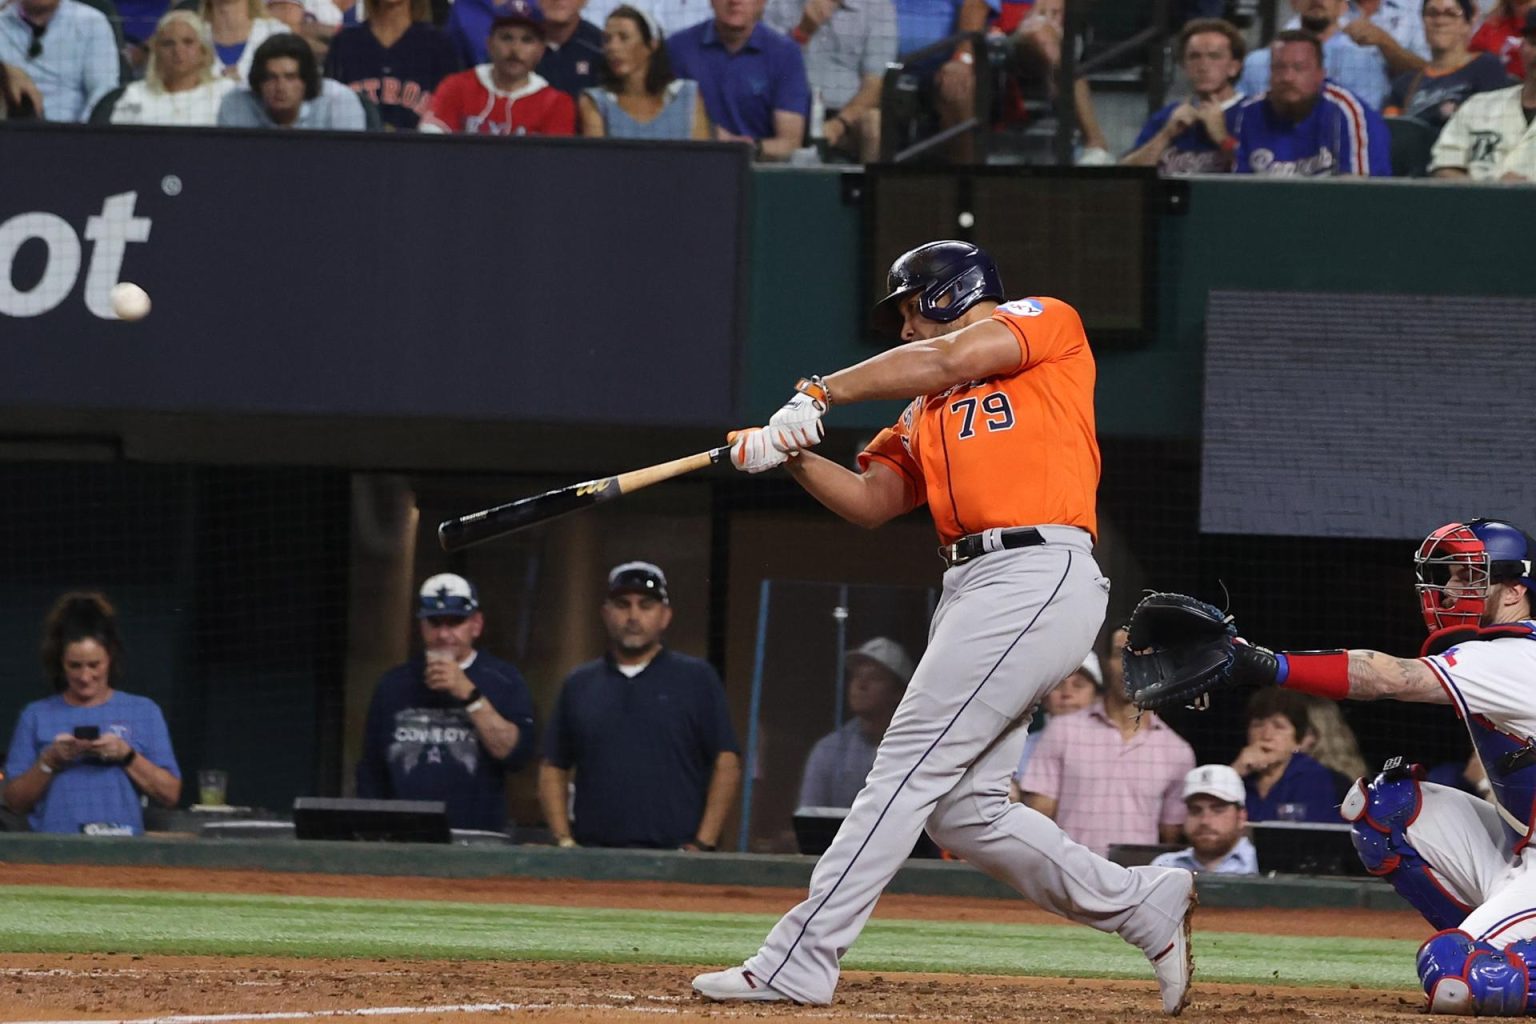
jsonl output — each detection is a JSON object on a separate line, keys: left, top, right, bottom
{"left": 692, "top": 966, "right": 794, "bottom": 1002}
{"left": 1147, "top": 869, "right": 1197, "bottom": 1015}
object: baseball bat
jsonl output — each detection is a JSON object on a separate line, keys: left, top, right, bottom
{"left": 438, "top": 446, "right": 729, "bottom": 552}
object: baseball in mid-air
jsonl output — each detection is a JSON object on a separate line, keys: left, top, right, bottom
{"left": 110, "top": 282, "right": 151, "bottom": 321}
{"left": 957, "top": 211, "right": 975, "bottom": 229}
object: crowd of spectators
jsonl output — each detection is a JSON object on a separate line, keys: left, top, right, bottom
{"left": 1, "top": 0, "right": 1532, "bottom": 178}
{"left": 1126, "top": 1, "right": 1535, "bottom": 177}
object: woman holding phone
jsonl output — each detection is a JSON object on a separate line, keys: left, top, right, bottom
{"left": 3, "top": 593, "right": 181, "bottom": 835}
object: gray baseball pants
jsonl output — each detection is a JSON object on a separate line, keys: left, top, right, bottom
{"left": 743, "top": 526, "right": 1188, "bottom": 1003}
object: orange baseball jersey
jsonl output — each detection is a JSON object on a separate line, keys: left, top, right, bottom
{"left": 857, "top": 296, "right": 1100, "bottom": 545}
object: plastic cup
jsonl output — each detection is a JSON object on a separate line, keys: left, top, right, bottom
{"left": 199, "top": 769, "right": 228, "bottom": 807}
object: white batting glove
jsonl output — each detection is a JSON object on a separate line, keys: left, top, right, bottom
{"left": 766, "top": 376, "right": 830, "bottom": 453}
{"left": 729, "top": 428, "right": 788, "bottom": 474}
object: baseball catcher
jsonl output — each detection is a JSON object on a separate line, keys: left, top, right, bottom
{"left": 1128, "top": 518, "right": 1536, "bottom": 1018}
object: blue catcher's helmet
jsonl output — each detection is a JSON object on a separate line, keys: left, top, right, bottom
{"left": 1414, "top": 517, "right": 1536, "bottom": 631}
{"left": 871, "top": 240, "right": 1004, "bottom": 335}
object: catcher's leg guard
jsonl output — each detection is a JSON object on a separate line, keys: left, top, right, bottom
{"left": 1342, "top": 761, "right": 1473, "bottom": 931}
{"left": 1417, "top": 929, "right": 1534, "bottom": 1015}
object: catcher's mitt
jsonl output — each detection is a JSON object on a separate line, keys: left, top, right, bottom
{"left": 1122, "top": 592, "right": 1239, "bottom": 711}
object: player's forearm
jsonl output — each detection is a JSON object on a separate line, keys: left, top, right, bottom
{"left": 1241, "top": 645, "right": 1448, "bottom": 703}
{"left": 538, "top": 763, "right": 574, "bottom": 841}
{"left": 1345, "top": 650, "right": 1446, "bottom": 702}
{"left": 695, "top": 752, "right": 742, "bottom": 847}
{"left": 826, "top": 321, "right": 1017, "bottom": 403}
{"left": 783, "top": 451, "right": 903, "bottom": 529}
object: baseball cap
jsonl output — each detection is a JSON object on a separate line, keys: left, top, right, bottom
{"left": 608, "top": 561, "right": 668, "bottom": 603}
{"left": 846, "top": 637, "right": 915, "bottom": 687}
{"left": 489, "top": 0, "right": 546, "bottom": 35}
{"left": 417, "top": 573, "right": 479, "bottom": 619}
{"left": 1182, "top": 764, "right": 1246, "bottom": 806}
{"left": 1075, "top": 651, "right": 1103, "bottom": 690}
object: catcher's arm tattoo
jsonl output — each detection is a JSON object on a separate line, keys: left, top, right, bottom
{"left": 1344, "top": 650, "right": 1449, "bottom": 704}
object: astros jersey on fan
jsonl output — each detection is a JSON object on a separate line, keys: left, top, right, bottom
{"left": 859, "top": 296, "right": 1099, "bottom": 545}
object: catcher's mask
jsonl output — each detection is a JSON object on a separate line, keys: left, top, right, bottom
{"left": 870, "top": 240, "right": 1004, "bottom": 335}
{"left": 1414, "top": 518, "right": 1536, "bottom": 632}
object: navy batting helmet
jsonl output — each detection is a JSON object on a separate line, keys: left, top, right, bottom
{"left": 1414, "top": 517, "right": 1536, "bottom": 631}
{"left": 871, "top": 240, "right": 1004, "bottom": 335}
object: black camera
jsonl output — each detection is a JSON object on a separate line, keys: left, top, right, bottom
{"left": 73, "top": 725, "right": 100, "bottom": 741}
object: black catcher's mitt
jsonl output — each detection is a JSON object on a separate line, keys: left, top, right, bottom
{"left": 1123, "top": 593, "right": 1239, "bottom": 711}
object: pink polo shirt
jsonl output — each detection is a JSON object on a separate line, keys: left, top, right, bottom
{"left": 1018, "top": 701, "right": 1195, "bottom": 857}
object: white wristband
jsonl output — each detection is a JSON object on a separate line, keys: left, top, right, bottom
{"left": 37, "top": 759, "right": 54, "bottom": 775}
{"left": 465, "top": 698, "right": 487, "bottom": 714}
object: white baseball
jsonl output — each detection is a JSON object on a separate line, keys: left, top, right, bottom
{"left": 110, "top": 282, "right": 151, "bottom": 321}
{"left": 957, "top": 211, "right": 975, "bottom": 229}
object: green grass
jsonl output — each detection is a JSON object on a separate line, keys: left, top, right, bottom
{"left": 0, "top": 885, "right": 1418, "bottom": 990}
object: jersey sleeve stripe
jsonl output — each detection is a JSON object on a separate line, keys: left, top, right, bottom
{"left": 1422, "top": 656, "right": 1469, "bottom": 720}
{"left": 1324, "top": 84, "right": 1369, "bottom": 174}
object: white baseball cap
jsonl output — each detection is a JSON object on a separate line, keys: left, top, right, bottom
{"left": 1182, "top": 764, "right": 1245, "bottom": 806}
{"left": 417, "top": 573, "right": 479, "bottom": 618}
{"left": 1076, "top": 651, "right": 1103, "bottom": 689}
{"left": 846, "top": 637, "right": 915, "bottom": 687}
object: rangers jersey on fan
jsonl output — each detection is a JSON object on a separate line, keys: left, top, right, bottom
{"left": 1428, "top": 85, "right": 1536, "bottom": 182}
{"left": 1421, "top": 623, "right": 1536, "bottom": 850}
{"left": 1230, "top": 82, "right": 1390, "bottom": 176}
{"left": 1129, "top": 95, "right": 1245, "bottom": 175}
{"left": 419, "top": 67, "right": 577, "bottom": 135}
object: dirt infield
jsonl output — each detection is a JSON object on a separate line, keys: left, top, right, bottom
{"left": 0, "top": 865, "right": 1427, "bottom": 1023}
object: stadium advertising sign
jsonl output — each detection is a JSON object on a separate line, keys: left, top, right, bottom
{"left": 0, "top": 127, "right": 748, "bottom": 426}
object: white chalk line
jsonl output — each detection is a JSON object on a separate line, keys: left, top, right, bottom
{"left": 5, "top": 998, "right": 909, "bottom": 1024}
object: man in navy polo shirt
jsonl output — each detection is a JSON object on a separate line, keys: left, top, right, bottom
{"left": 355, "top": 573, "right": 537, "bottom": 833}
{"left": 535, "top": 0, "right": 604, "bottom": 99}
{"left": 539, "top": 562, "right": 741, "bottom": 849}
{"left": 667, "top": 0, "right": 810, "bottom": 159}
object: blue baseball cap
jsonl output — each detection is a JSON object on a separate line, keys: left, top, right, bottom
{"left": 417, "top": 573, "right": 480, "bottom": 618}
{"left": 489, "top": 0, "right": 546, "bottom": 36}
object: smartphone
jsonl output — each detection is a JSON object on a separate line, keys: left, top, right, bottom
{"left": 73, "top": 725, "right": 100, "bottom": 741}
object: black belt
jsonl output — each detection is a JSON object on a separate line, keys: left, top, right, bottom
{"left": 938, "top": 527, "right": 1046, "bottom": 568}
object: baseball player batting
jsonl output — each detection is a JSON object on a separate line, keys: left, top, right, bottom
{"left": 692, "top": 240, "right": 1197, "bottom": 1014}
{"left": 1127, "top": 517, "right": 1536, "bottom": 1017}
